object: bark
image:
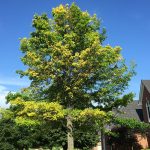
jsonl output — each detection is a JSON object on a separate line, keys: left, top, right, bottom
{"left": 67, "top": 115, "right": 74, "bottom": 150}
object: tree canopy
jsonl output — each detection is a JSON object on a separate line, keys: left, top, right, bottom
{"left": 9, "top": 3, "right": 135, "bottom": 150}
{"left": 17, "top": 3, "right": 134, "bottom": 110}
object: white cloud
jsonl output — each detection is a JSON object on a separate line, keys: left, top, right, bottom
{"left": 0, "top": 85, "right": 10, "bottom": 108}
{"left": 0, "top": 76, "right": 30, "bottom": 108}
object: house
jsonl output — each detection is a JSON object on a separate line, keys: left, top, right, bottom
{"left": 103, "top": 80, "right": 150, "bottom": 150}
{"left": 118, "top": 80, "right": 150, "bottom": 124}
{"left": 103, "top": 101, "right": 147, "bottom": 150}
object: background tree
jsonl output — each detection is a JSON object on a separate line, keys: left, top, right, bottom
{"left": 14, "top": 3, "right": 135, "bottom": 150}
{"left": 0, "top": 109, "right": 34, "bottom": 150}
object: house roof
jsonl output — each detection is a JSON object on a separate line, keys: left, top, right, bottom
{"left": 115, "top": 100, "right": 143, "bottom": 121}
{"left": 142, "top": 80, "right": 150, "bottom": 93}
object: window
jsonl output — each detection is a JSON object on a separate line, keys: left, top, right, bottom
{"left": 146, "top": 99, "right": 150, "bottom": 122}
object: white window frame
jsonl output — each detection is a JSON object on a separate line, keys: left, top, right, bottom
{"left": 146, "top": 99, "right": 150, "bottom": 122}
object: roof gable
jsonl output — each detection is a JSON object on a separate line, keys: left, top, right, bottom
{"left": 116, "top": 101, "right": 143, "bottom": 121}
{"left": 139, "top": 80, "right": 150, "bottom": 102}
{"left": 142, "top": 80, "right": 150, "bottom": 93}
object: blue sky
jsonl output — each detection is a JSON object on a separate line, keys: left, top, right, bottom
{"left": 0, "top": 0, "right": 149, "bottom": 107}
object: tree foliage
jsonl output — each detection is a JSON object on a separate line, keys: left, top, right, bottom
{"left": 113, "top": 117, "right": 150, "bottom": 134}
{"left": 0, "top": 107, "right": 102, "bottom": 150}
{"left": 8, "top": 93, "right": 111, "bottom": 126}
{"left": 17, "top": 3, "right": 135, "bottom": 110}
{"left": 107, "top": 118, "right": 150, "bottom": 150}
{"left": 9, "top": 3, "right": 135, "bottom": 149}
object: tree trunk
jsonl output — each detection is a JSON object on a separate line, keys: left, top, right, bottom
{"left": 67, "top": 115, "right": 74, "bottom": 150}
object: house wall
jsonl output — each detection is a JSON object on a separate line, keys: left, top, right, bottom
{"left": 142, "top": 86, "right": 150, "bottom": 123}
{"left": 104, "top": 134, "right": 149, "bottom": 150}
{"left": 141, "top": 86, "right": 150, "bottom": 148}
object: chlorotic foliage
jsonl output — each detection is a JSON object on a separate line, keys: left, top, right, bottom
{"left": 7, "top": 92, "right": 112, "bottom": 149}
{"left": 0, "top": 107, "right": 101, "bottom": 150}
{"left": 10, "top": 98, "right": 64, "bottom": 122}
{"left": 17, "top": 3, "right": 135, "bottom": 110}
{"left": 9, "top": 96, "right": 111, "bottom": 126}
{"left": 12, "top": 3, "right": 135, "bottom": 149}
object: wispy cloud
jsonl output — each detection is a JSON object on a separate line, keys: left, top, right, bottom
{"left": 0, "top": 76, "right": 30, "bottom": 108}
{"left": 0, "top": 85, "right": 10, "bottom": 108}
{"left": 0, "top": 74, "right": 32, "bottom": 108}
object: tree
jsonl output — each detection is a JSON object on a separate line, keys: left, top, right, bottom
{"left": 0, "top": 109, "right": 35, "bottom": 150}
{"left": 14, "top": 3, "right": 135, "bottom": 150}
{"left": 0, "top": 101, "right": 101, "bottom": 150}
{"left": 7, "top": 91, "right": 109, "bottom": 149}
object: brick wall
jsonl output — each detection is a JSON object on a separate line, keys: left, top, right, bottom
{"left": 142, "top": 87, "right": 150, "bottom": 123}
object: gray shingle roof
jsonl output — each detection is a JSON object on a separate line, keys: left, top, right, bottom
{"left": 115, "top": 101, "right": 143, "bottom": 121}
{"left": 142, "top": 80, "right": 150, "bottom": 93}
